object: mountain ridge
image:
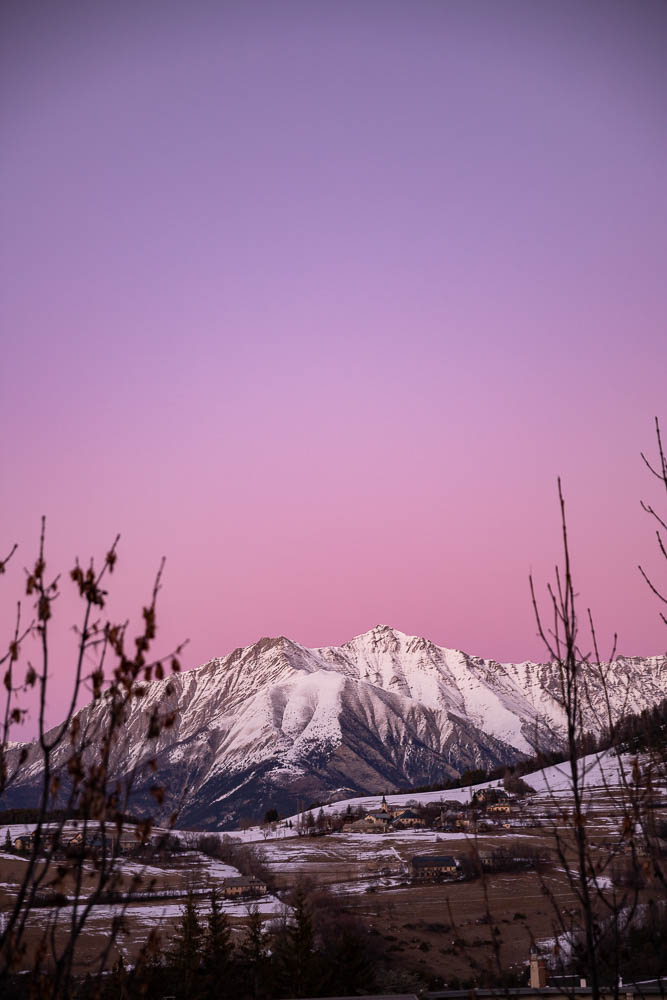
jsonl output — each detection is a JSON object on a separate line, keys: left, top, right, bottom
{"left": 4, "top": 625, "right": 667, "bottom": 828}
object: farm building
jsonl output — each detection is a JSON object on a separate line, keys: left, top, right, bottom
{"left": 411, "top": 854, "right": 458, "bottom": 881}
{"left": 13, "top": 834, "right": 35, "bottom": 852}
{"left": 221, "top": 875, "right": 267, "bottom": 898}
{"left": 488, "top": 801, "right": 511, "bottom": 814}
{"left": 393, "top": 809, "right": 424, "bottom": 828}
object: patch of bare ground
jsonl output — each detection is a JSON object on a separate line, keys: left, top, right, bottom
{"left": 334, "top": 869, "right": 576, "bottom": 984}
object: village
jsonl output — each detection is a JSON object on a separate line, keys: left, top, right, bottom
{"left": 329, "top": 786, "right": 527, "bottom": 836}
{"left": 6, "top": 783, "right": 537, "bottom": 895}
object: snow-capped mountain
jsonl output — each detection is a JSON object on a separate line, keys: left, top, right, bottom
{"left": 4, "top": 626, "right": 667, "bottom": 828}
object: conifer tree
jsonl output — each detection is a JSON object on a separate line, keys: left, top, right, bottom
{"left": 170, "top": 889, "right": 204, "bottom": 998}
{"left": 239, "top": 906, "right": 267, "bottom": 999}
{"left": 326, "top": 922, "right": 377, "bottom": 997}
{"left": 130, "top": 930, "right": 169, "bottom": 999}
{"left": 204, "top": 887, "right": 233, "bottom": 992}
{"left": 274, "top": 883, "right": 318, "bottom": 998}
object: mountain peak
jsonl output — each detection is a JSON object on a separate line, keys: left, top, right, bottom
{"left": 355, "top": 624, "right": 411, "bottom": 642}
{"left": 347, "top": 625, "right": 447, "bottom": 655}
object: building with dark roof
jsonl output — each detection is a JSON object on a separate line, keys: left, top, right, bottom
{"left": 411, "top": 854, "right": 458, "bottom": 880}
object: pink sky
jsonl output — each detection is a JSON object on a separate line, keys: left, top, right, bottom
{"left": 1, "top": 1, "right": 666, "bottom": 734}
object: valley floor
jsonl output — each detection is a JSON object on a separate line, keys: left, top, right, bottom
{"left": 2, "top": 750, "right": 665, "bottom": 989}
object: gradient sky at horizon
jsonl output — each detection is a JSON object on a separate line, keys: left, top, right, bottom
{"left": 2, "top": 0, "right": 667, "bottom": 733}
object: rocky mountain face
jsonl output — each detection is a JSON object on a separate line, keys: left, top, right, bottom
{"left": 5, "top": 626, "right": 667, "bottom": 828}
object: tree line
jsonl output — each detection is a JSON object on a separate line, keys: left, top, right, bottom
{"left": 2, "top": 882, "right": 383, "bottom": 1000}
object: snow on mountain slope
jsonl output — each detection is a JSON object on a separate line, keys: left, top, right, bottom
{"left": 3, "top": 626, "right": 666, "bottom": 829}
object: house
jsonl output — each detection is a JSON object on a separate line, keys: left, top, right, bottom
{"left": 476, "top": 818, "right": 501, "bottom": 833}
{"left": 13, "top": 834, "right": 35, "bottom": 852}
{"left": 118, "top": 831, "right": 142, "bottom": 852}
{"left": 477, "top": 850, "right": 501, "bottom": 871}
{"left": 411, "top": 854, "right": 458, "bottom": 881}
{"left": 393, "top": 809, "right": 424, "bottom": 829}
{"left": 455, "top": 815, "right": 478, "bottom": 833}
{"left": 221, "top": 876, "right": 267, "bottom": 898}
{"left": 67, "top": 831, "right": 114, "bottom": 853}
{"left": 343, "top": 818, "right": 378, "bottom": 833}
{"left": 13, "top": 828, "right": 65, "bottom": 853}
{"left": 474, "top": 788, "right": 508, "bottom": 805}
{"left": 488, "top": 801, "right": 511, "bottom": 815}
{"left": 433, "top": 811, "right": 458, "bottom": 832}
{"left": 367, "top": 810, "right": 393, "bottom": 828}
{"left": 66, "top": 828, "right": 140, "bottom": 854}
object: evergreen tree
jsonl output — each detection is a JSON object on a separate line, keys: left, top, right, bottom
{"left": 170, "top": 889, "right": 204, "bottom": 998}
{"left": 274, "top": 884, "right": 319, "bottom": 998}
{"left": 128, "top": 931, "right": 170, "bottom": 1000}
{"left": 239, "top": 905, "right": 268, "bottom": 999}
{"left": 204, "top": 887, "right": 233, "bottom": 993}
{"left": 3, "top": 828, "right": 11, "bottom": 853}
{"left": 326, "top": 922, "right": 377, "bottom": 997}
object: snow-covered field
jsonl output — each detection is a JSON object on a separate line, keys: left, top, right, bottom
{"left": 0, "top": 820, "right": 174, "bottom": 843}
{"left": 521, "top": 750, "right": 651, "bottom": 795}
{"left": 20, "top": 893, "right": 284, "bottom": 927}
{"left": 0, "top": 845, "right": 284, "bottom": 948}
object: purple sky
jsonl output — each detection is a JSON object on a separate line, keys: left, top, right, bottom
{"left": 2, "top": 1, "right": 667, "bottom": 732}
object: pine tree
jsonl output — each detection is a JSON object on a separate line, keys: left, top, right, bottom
{"left": 170, "top": 889, "right": 204, "bottom": 998}
{"left": 326, "top": 922, "right": 377, "bottom": 997}
{"left": 131, "top": 930, "right": 169, "bottom": 999}
{"left": 204, "top": 887, "right": 233, "bottom": 992}
{"left": 3, "top": 828, "right": 11, "bottom": 853}
{"left": 274, "top": 884, "right": 319, "bottom": 998}
{"left": 239, "top": 905, "right": 267, "bottom": 999}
